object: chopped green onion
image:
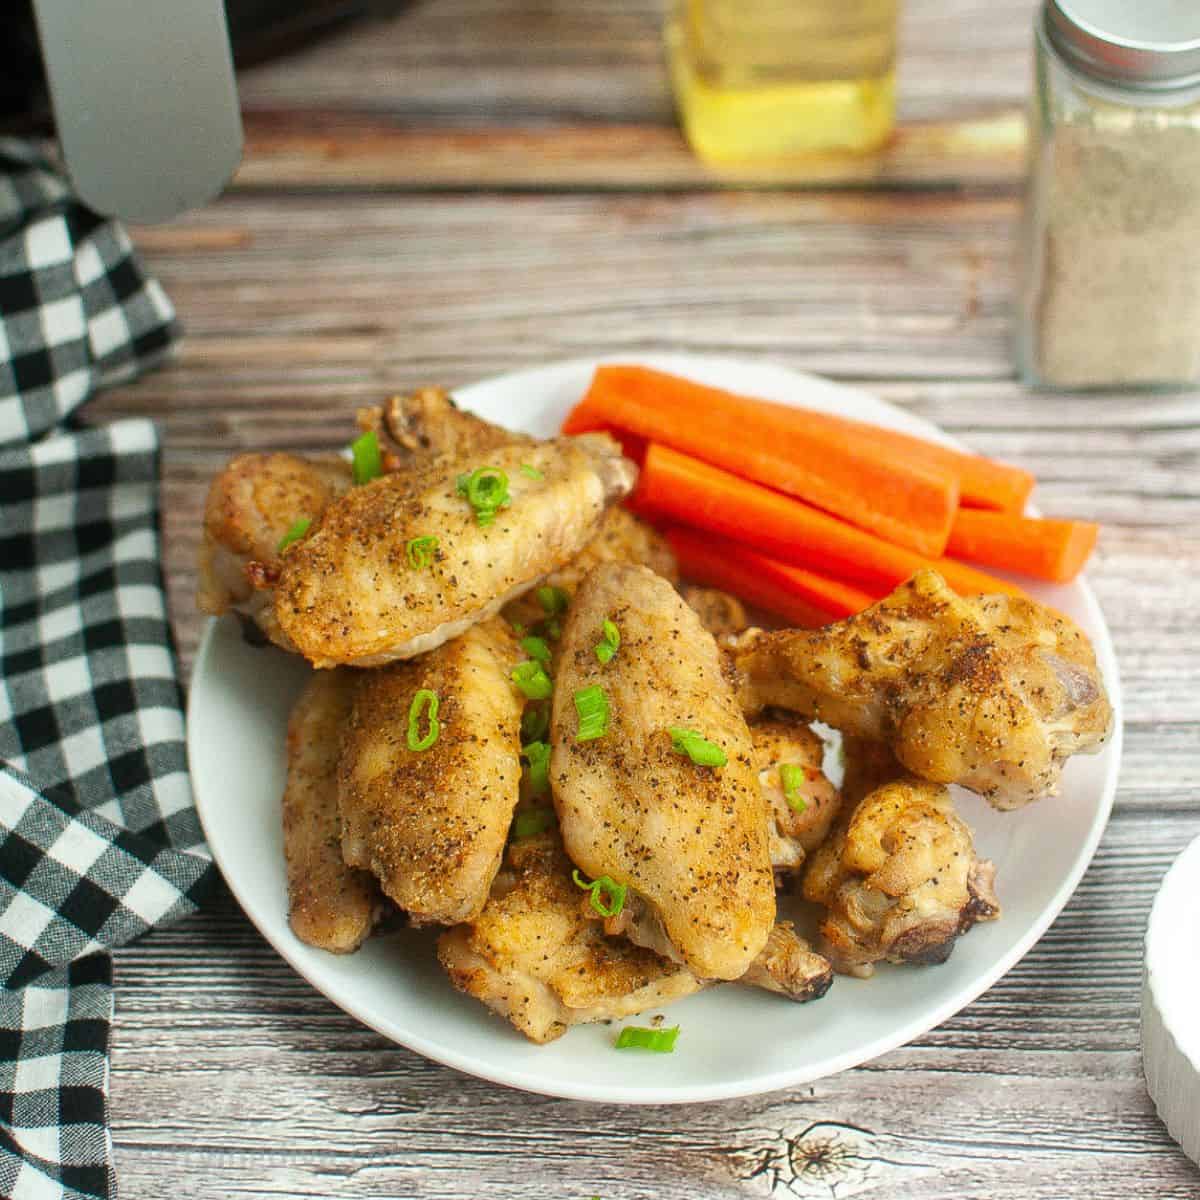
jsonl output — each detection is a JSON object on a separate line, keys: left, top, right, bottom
{"left": 537, "top": 585, "right": 569, "bottom": 616}
{"left": 405, "top": 535, "right": 439, "bottom": 570}
{"left": 522, "top": 740, "right": 551, "bottom": 796}
{"left": 513, "top": 806, "right": 556, "bottom": 838}
{"left": 406, "top": 689, "right": 440, "bottom": 751}
{"left": 277, "top": 518, "right": 311, "bottom": 553}
{"left": 520, "top": 703, "right": 549, "bottom": 744}
{"left": 574, "top": 685, "right": 610, "bottom": 742}
{"left": 669, "top": 727, "right": 727, "bottom": 768}
{"left": 519, "top": 463, "right": 544, "bottom": 480}
{"left": 520, "top": 635, "right": 552, "bottom": 666}
{"left": 594, "top": 618, "right": 620, "bottom": 665}
{"left": 542, "top": 616, "right": 563, "bottom": 641}
{"left": 456, "top": 466, "right": 510, "bottom": 525}
{"left": 614, "top": 1025, "right": 679, "bottom": 1053}
{"left": 510, "top": 622, "right": 525, "bottom": 636}
{"left": 572, "top": 869, "right": 627, "bottom": 918}
{"left": 779, "top": 763, "right": 808, "bottom": 813}
{"left": 512, "top": 660, "right": 554, "bottom": 701}
{"left": 350, "top": 429, "right": 383, "bottom": 486}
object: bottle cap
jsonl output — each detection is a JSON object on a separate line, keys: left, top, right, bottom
{"left": 1047, "top": 0, "right": 1200, "bottom": 89}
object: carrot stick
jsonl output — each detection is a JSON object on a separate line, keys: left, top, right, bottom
{"left": 664, "top": 525, "right": 876, "bottom": 627}
{"left": 564, "top": 365, "right": 959, "bottom": 558}
{"left": 634, "top": 443, "right": 1026, "bottom": 599}
{"left": 946, "top": 509, "right": 1099, "bottom": 583}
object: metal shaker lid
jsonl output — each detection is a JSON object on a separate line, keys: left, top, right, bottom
{"left": 1046, "top": 0, "right": 1200, "bottom": 89}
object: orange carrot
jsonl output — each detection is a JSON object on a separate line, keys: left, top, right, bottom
{"left": 664, "top": 525, "right": 876, "bottom": 627}
{"left": 635, "top": 443, "right": 1026, "bottom": 599}
{"left": 786, "top": 409, "right": 1034, "bottom": 513}
{"left": 565, "top": 365, "right": 959, "bottom": 558}
{"left": 946, "top": 509, "right": 1099, "bottom": 583}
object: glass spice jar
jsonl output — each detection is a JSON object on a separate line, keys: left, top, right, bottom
{"left": 1017, "top": 1, "right": 1200, "bottom": 389}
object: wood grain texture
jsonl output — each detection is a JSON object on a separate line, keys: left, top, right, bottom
{"left": 85, "top": 5, "right": 1200, "bottom": 1194}
{"left": 230, "top": 0, "right": 1034, "bottom": 189}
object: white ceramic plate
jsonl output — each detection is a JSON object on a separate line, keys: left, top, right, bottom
{"left": 187, "top": 354, "right": 1123, "bottom": 1104}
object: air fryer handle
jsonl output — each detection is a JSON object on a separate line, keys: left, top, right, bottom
{"left": 31, "top": 0, "right": 244, "bottom": 223}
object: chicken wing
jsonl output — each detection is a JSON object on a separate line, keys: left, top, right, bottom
{"left": 275, "top": 434, "right": 636, "bottom": 668}
{"left": 750, "top": 713, "right": 842, "bottom": 876}
{"left": 550, "top": 563, "right": 775, "bottom": 980}
{"left": 358, "top": 386, "right": 522, "bottom": 462}
{"left": 282, "top": 670, "right": 383, "bottom": 953}
{"left": 730, "top": 569, "right": 1112, "bottom": 809}
{"left": 338, "top": 618, "right": 525, "bottom": 925}
{"left": 197, "top": 452, "right": 352, "bottom": 649}
{"left": 803, "top": 769, "right": 999, "bottom": 977}
{"left": 437, "top": 831, "right": 704, "bottom": 1043}
{"left": 501, "top": 506, "right": 678, "bottom": 631}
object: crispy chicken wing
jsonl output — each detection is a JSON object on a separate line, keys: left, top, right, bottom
{"left": 730, "top": 569, "right": 1112, "bottom": 809}
{"left": 437, "top": 831, "right": 704, "bottom": 1043}
{"left": 197, "top": 452, "right": 352, "bottom": 649}
{"left": 338, "top": 619, "right": 525, "bottom": 925}
{"left": 803, "top": 767, "right": 999, "bottom": 977}
{"left": 550, "top": 563, "right": 775, "bottom": 980}
{"left": 750, "top": 714, "right": 842, "bottom": 876}
{"left": 281, "top": 670, "right": 383, "bottom": 952}
{"left": 358, "top": 386, "right": 523, "bottom": 462}
{"left": 275, "top": 434, "right": 635, "bottom": 668}
{"left": 501, "top": 506, "right": 678, "bottom": 631}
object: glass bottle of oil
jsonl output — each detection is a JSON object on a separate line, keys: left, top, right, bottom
{"left": 666, "top": 0, "right": 899, "bottom": 162}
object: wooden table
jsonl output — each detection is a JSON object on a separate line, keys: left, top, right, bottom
{"left": 91, "top": 1, "right": 1200, "bottom": 1195}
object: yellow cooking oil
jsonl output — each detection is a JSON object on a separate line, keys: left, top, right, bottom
{"left": 666, "top": 0, "right": 899, "bottom": 162}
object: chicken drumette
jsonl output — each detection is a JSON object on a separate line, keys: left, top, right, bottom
{"left": 730, "top": 569, "right": 1112, "bottom": 809}
{"left": 802, "top": 741, "right": 999, "bottom": 976}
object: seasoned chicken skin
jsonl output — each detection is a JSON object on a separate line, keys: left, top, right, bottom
{"left": 275, "top": 434, "right": 636, "bottom": 668}
{"left": 803, "top": 763, "right": 999, "bottom": 976}
{"left": 358, "top": 386, "right": 522, "bottom": 462}
{"left": 502, "top": 505, "right": 678, "bottom": 631}
{"left": 438, "top": 831, "right": 704, "bottom": 1043}
{"left": 197, "top": 452, "right": 352, "bottom": 648}
{"left": 750, "top": 714, "right": 842, "bottom": 876}
{"left": 731, "top": 569, "right": 1112, "bottom": 809}
{"left": 281, "top": 670, "right": 382, "bottom": 953}
{"left": 681, "top": 586, "right": 748, "bottom": 640}
{"left": 338, "top": 619, "right": 525, "bottom": 925}
{"left": 550, "top": 563, "right": 776, "bottom": 980}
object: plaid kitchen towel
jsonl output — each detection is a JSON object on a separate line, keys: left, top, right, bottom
{"left": 0, "top": 140, "right": 215, "bottom": 1200}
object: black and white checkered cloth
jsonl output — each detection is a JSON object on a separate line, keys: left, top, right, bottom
{"left": 0, "top": 140, "right": 215, "bottom": 1200}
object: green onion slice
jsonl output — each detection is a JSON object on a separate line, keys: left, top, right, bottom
{"left": 456, "top": 466, "right": 510, "bottom": 525}
{"left": 277, "top": 517, "right": 311, "bottom": 553}
{"left": 406, "top": 689, "right": 440, "bottom": 751}
{"left": 519, "top": 463, "right": 544, "bottom": 480}
{"left": 594, "top": 618, "right": 620, "bottom": 665}
{"left": 536, "top": 585, "right": 569, "bottom": 616}
{"left": 520, "top": 702, "right": 550, "bottom": 744}
{"left": 779, "top": 762, "right": 808, "bottom": 812}
{"left": 522, "top": 740, "right": 551, "bottom": 796}
{"left": 512, "top": 660, "right": 553, "bottom": 701}
{"left": 542, "top": 616, "right": 563, "bottom": 641}
{"left": 350, "top": 429, "right": 383, "bottom": 486}
{"left": 572, "top": 869, "right": 627, "bottom": 918}
{"left": 520, "top": 635, "right": 552, "bottom": 666}
{"left": 574, "top": 685, "right": 610, "bottom": 742}
{"left": 669, "top": 727, "right": 727, "bottom": 768}
{"left": 513, "top": 806, "right": 556, "bottom": 838}
{"left": 614, "top": 1025, "right": 679, "bottom": 1053}
{"left": 405, "top": 535, "right": 439, "bottom": 570}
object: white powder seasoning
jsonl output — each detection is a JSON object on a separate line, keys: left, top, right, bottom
{"left": 1017, "top": 2, "right": 1200, "bottom": 390}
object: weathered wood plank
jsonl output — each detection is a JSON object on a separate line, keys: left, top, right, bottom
{"left": 228, "top": 0, "right": 1036, "bottom": 190}
{"left": 108, "top": 811, "right": 1200, "bottom": 1199}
